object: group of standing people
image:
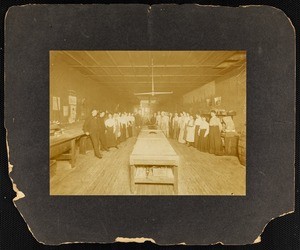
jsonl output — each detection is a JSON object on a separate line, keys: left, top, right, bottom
{"left": 84, "top": 108, "right": 224, "bottom": 159}
{"left": 151, "top": 110, "right": 223, "bottom": 156}
{"left": 83, "top": 109, "right": 142, "bottom": 159}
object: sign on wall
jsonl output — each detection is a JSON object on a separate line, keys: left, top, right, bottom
{"left": 63, "top": 106, "right": 69, "bottom": 117}
{"left": 68, "top": 95, "right": 77, "bottom": 105}
{"left": 52, "top": 96, "right": 61, "bottom": 110}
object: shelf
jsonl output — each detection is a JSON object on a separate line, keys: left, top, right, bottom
{"left": 134, "top": 167, "right": 175, "bottom": 184}
{"left": 134, "top": 177, "right": 175, "bottom": 184}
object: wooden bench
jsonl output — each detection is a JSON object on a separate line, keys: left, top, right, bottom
{"left": 130, "top": 129, "right": 179, "bottom": 194}
{"left": 50, "top": 130, "right": 85, "bottom": 168}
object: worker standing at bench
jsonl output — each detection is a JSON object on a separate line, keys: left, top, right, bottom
{"left": 83, "top": 109, "right": 102, "bottom": 159}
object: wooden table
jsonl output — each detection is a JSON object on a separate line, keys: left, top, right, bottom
{"left": 130, "top": 129, "right": 179, "bottom": 194}
{"left": 50, "top": 128, "right": 85, "bottom": 168}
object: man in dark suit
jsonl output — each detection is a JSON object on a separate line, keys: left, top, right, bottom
{"left": 99, "top": 111, "right": 109, "bottom": 151}
{"left": 83, "top": 109, "right": 102, "bottom": 159}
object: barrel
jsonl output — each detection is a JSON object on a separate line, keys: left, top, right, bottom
{"left": 238, "top": 129, "right": 246, "bottom": 166}
{"left": 224, "top": 135, "right": 239, "bottom": 156}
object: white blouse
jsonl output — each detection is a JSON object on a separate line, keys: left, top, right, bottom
{"left": 198, "top": 120, "right": 209, "bottom": 137}
{"left": 105, "top": 118, "right": 115, "bottom": 128}
{"left": 194, "top": 118, "right": 202, "bottom": 126}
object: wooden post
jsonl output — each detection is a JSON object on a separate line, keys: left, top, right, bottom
{"left": 173, "top": 166, "right": 178, "bottom": 194}
{"left": 70, "top": 139, "right": 76, "bottom": 168}
{"left": 130, "top": 165, "right": 136, "bottom": 194}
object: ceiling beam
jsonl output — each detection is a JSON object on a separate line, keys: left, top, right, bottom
{"left": 85, "top": 51, "right": 101, "bottom": 66}
{"left": 105, "top": 51, "right": 124, "bottom": 75}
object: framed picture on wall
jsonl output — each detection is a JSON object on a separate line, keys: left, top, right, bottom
{"left": 206, "top": 98, "right": 212, "bottom": 107}
{"left": 214, "top": 96, "right": 221, "bottom": 106}
{"left": 52, "top": 96, "right": 58, "bottom": 110}
{"left": 68, "top": 95, "right": 77, "bottom": 105}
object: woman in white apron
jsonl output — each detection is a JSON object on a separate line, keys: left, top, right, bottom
{"left": 186, "top": 115, "right": 195, "bottom": 147}
{"left": 178, "top": 113, "right": 186, "bottom": 144}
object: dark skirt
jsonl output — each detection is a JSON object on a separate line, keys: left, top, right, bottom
{"left": 106, "top": 127, "right": 117, "bottom": 148}
{"left": 209, "top": 126, "right": 222, "bottom": 155}
{"left": 194, "top": 125, "right": 200, "bottom": 148}
{"left": 120, "top": 124, "right": 126, "bottom": 142}
{"left": 183, "top": 125, "right": 187, "bottom": 141}
{"left": 169, "top": 122, "right": 173, "bottom": 138}
{"left": 173, "top": 122, "right": 179, "bottom": 140}
{"left": 198, "top": 129, "right": 209, "bottom": 152}
{"left": 128, "top": 125, "right": 133, "bottom": 137}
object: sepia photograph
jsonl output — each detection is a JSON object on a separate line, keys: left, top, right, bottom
{"left": 50, "top": 51, "right": 246, "bottom": 195}
{"left": 4, "top": 3, "right": 296, "bottom": 246}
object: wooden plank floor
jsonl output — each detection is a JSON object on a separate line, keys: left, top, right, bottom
{"left": 50, "top": 136, "right": 245, "bottom": 195}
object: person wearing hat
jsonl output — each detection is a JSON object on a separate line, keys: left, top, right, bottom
{"left": 83, "top": 109, "right": 102, "bottom": 159}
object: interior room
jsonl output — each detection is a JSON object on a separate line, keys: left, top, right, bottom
{"left": 50, "top": 51, "right": 246, "bottom": 195}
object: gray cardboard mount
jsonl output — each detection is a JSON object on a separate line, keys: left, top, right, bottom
{"left": 4, "top": 4, "right": 295, "bottom": 245}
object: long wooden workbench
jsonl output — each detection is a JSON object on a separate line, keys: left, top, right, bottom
{"left": 130, "top": 129, "right": 180, "bottom": 194}
{"left": 50, "top": 124, "right": 86, "bottom": 170}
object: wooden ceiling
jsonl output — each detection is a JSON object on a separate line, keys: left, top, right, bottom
{"left": 51, "top": 51, "right": 246, "bottom": 103}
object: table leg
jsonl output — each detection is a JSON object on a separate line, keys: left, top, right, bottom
{"left": 130, "top": 165, "right": 136, "bottom": 194}
{"left": 79, "top": 136, "right": 87, "bottom": 155}
{"left": 173, "top": 166, "right": 178, "bottom": 194}
{"left": 70, "top": 139, "right": 76, "bottom": 168}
